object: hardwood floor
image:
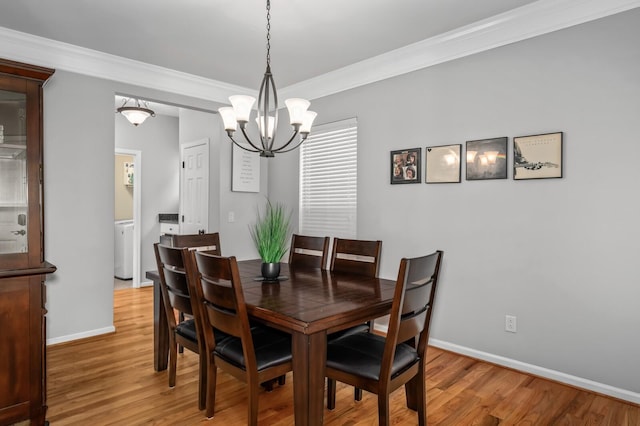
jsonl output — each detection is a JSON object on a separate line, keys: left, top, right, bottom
{"left": 46, "top": 287, "right": 639, "bottom": 425}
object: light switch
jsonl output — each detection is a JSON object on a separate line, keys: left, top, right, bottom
{"left": 228, "top": 211, "right": 235, "bottom": 223}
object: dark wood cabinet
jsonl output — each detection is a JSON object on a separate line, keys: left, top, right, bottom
{"left": 0, "top": 58, "right": 55, "bottom": 426}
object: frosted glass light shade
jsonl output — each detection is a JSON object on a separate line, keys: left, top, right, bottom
{"left": 300, "top": 111, "right": 317, "bottom": 134}
{"left": 119, "top": 107, "right": 153, "bottom": 126}
{"left": 255, "top": 116, "right": 275, "bottom": 139}
{"left": 284, "top": 98, "right": 310, "bottom": 125}
{"left": 218, "top": 107, "right": 237, "bottom": 131}
{"left": 229, "top": 95, "right": 256, "bottom": 122}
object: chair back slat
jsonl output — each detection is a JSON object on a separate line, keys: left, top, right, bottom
{"left": 289, "top": 234, "right": 330, "bottom": 269}
{"left": 330, "top": 238, "right": 382, "bottom": 278}
{"left": 172, "top": 232, "right": 222, "bottom": 255}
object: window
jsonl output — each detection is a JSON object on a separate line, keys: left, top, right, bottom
{"left": 299, "top": 118, "right": 357, "bottom": 238}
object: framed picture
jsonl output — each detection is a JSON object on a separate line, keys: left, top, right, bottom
{"left": 513, "top": 132, "right": 563, "bottom": 180}
{"left": 466, "top": 137, "right": 508, "bottom": 180}
{"left": 390, "top": 148, "right": 421, "bottom": 184}
{"left": 232, "top": 143, "right": 260, "bottom": 192}
{"left": 425, "top": 144, "right": 461, "bottom": 183}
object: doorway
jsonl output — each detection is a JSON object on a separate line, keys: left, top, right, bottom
{"left": 114, "top": 148, "right": 142, "bottom": 288}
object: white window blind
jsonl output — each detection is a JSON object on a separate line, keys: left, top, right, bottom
{"left": 299, "top": 118, "right": 357, "bottom": 239}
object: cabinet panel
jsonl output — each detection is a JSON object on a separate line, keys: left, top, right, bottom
{"left": 0, "top": 278, "right": 32, "bottom": 417}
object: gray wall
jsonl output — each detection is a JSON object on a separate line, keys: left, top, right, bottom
{"left": 269, "top": 11, "right": 640, "bottom": 396}
{"left": 42, "top": 71, "right": 262, "bottom": 342}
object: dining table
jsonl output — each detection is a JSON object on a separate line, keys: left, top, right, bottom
{"left": 147, "top": 259, "right": 397, "bottom": 426}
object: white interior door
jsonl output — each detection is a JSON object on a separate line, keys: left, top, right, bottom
{"left": 180, "top": 139, "right": 209, "bottom": 235}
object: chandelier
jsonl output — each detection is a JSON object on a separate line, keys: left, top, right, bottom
{"left": 218, "top": 0, "right": 317, "bottom": 158}
{"left": 117, "top": 98, "right": 156, "bottom": 126}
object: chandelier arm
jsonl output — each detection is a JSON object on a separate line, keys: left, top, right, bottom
{"left": 230, "top": 137, "right": 261, "bottom": 153}
{"left": 239, "top": 126, "right": 267, "bottom": 153}
{"left": 274, "top": 135, "right": 308, "bottom": 154}
{"left": 271, "top": 128, "right": 301, "bottom": 153}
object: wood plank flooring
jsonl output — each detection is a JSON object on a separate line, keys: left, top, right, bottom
{"left": 46, "top": 287, "right": 639, "bottom": 425}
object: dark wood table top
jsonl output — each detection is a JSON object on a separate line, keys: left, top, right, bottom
{"left": 236, "top": 260, "right": 397, "bottom": 335}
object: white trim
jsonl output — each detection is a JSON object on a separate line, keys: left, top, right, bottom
{"left": 0, "top": 27, "right": 251, "bottom": 105}
{"left": 1, "top": 0, "right": 638, "bottom": 102}
{"left": 372, "top": 322, "right": 640, "bottom": 404}
{"left": 281, "top": 0, "right": 640, "bottom": 100}
{"left": 429, "top": 339, "right": 640, "bottom": 405}
{"left": 46, "top": 326, "right": 116, "bottom": 346}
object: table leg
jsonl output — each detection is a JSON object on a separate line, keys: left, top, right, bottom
{"left": 291, "top": 331, "right": 326, "bottom": 426}
{"left": 151, "top": 274, "right": 169, "bottom": 372}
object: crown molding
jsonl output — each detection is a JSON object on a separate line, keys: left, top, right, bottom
{"left": 1, "top": 0, "right": 639, "bottom": 104}
{"left": 0, "top": 26, "right": 251, "bottom": 104}
{"left": 281, "top": 0, "right": 640, "bottom": 100}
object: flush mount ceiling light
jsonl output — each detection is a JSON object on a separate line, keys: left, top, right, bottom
{"left": 218, "top": 0, "right": 317, "bottom": 158}
{"left": 117, "top": 98, "right": 156, "bottom": 126}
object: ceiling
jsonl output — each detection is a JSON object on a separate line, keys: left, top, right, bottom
{"left": 1, "top": 0, "right": 638, "bottom": 110}
{"left": 0, "top": 0, "right": 542, "bottom": 89}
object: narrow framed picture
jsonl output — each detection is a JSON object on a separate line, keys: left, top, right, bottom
{"left": 425, "top": 144, "right": 461, "bottom": 183}
{"left": 513, "top": 132, "right": 563, "bottom": 180}
{"left": 390, "top": 148, "right": 421, "bottom": 184}
{"left": 465, "top": 137, "right": 508, "bottom": 180}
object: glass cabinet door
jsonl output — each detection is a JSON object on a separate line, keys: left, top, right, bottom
{"left": 0, "top": 89, "right": 28, "bottom": 254}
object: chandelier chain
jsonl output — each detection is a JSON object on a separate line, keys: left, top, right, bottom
{"left": 266, "top": 0, "right": 271, "bottom": 66}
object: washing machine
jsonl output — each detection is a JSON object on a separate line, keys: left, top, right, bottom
{"left": 114, "top": 220, "right": 134, "bottom": 279}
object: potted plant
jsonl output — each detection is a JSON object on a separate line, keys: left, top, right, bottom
{"left": 249, "top": 200, "right": 292, "bottom": 281}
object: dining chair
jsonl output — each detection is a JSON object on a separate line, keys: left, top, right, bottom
{"left": 187, "top": 251, "right": 293, "bottom": 423}
{"left": 327, "top": 238, "right": 384, "bottom": 400}
{"left": 169, "top": 232, "right": 221, "bottom": 354}
{"left": 153, "top": 243, "right": 225, "bottom": 411}
{"left": 171, "top": 232, "right": 222, "bottom": 254}
{"left": 288, "top": 234, "right": 330, "bottom": 269}
{"left": 325, "top": 250, "right": 444, "bottom": 426}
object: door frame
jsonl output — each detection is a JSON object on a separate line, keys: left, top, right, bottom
{"left": 115, "top": 148, "right": 142, "bottom": 288}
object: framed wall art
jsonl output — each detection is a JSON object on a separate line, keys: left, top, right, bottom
{"left": 390, "top": 148, "right": 421, "bottom": 184}
{"left": 232, "top": 143, "right": 260, "bottom": 192}
{"left": 465, "top": 137, "right": 508, "bottom": 180}
{"left": 425, "top": 144, "right": 461, "bottom": 183}
{"left": 513, "top": 132, "right": 563, "bottom": 180}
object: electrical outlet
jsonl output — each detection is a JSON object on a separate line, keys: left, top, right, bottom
{"left": 505, "top": 315, "right": 517, "bottom": 333}
{"left": 228, "top": 211, "right": 235, "bottom": 223}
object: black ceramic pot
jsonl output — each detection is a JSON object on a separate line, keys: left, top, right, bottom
{"left": 261, "top": 262, "right": 280, "bottom": 281}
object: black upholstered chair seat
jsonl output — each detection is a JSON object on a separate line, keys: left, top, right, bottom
{"left": 175, "top": 318, "right": 230, "bottom": 344}
{"left": 327, "top": 323, "right": 370, "bottom": 342}
{"left": 175, "top": 318, "right": 198, "bottom": 342}
{"left": 215, "top": 326, "right": 292, "bottom": 371}
{"left": 326, "top": 332, "right": 418, "bottom": 381}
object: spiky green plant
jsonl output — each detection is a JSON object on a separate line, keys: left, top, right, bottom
{"left": 249, "top": 200, "right": 292, "bottom": 263}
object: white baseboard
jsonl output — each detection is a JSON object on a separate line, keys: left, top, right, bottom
{"left": 429, "top": 338, "right": 640, "bottom": 405}
{"left": 372, "top": 322, "right": 639, "bottom": 405}
{"left": 139, "top": 280, "right": 153, "bottom": 288}
{"left": 46, "top": 326, "right": 115, "bottom": 346}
